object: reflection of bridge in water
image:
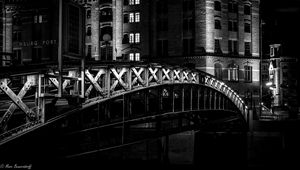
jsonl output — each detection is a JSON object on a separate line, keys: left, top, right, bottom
{"left": 0, "top": 62, "right": 249, "bottom": 164}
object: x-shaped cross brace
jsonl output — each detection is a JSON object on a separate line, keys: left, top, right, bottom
{"left": 85, "top": 69, "right": 105, "bottom": 97}
{"left": 148, "top": 67, "right": 158, "bottom": 83}
{"left": 132, "top": 67, "right": 145, "bottom": 87}
{"left": 110, "top": 68, "right": 128, "bottom": 91}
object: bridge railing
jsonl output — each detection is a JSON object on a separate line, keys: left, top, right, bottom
{"left": 0, "top": 62, "right": 248, "bottom": 142}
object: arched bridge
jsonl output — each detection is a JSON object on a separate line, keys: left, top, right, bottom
{"left": 0, "top": 62, "right": 249, "bottom": 160}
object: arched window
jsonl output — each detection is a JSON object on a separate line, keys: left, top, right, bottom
{"left": 214, "top": 63, "right": 223, "bottom": 80}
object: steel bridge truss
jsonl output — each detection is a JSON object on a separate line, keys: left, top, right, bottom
{"left": 0, "top": 63, "right": 248, "bottom": 143}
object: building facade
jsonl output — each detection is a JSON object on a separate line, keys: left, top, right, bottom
{"left": 72, "top": 0, "right": 113, "bottom": 61}
{"left": 113, "top": 0, "right": 261, "bottom": 111}
{"left": 1, "top": 0, "right": 85, "bottom": 66}
{"left": 267, "top": 44, "right": 298, "bottom": 114}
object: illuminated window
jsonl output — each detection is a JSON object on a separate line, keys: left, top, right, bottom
{"left": 129, "top": 13, "right": 134, "bottom": 22}
{"left": 135, "top": 53, "right": 140, "bottom": 61}
{"left": 135, "top": 12, "right": 140, "bottom": 22}
{"left": 244, "top": 65, "right": 252, "bottom": 82}
{"left": 129, "top": 33, "right": 134, "bottom": 43}
{"left": 129, "top": 53, "right": 140, "bottom": 61}
{"left": 129, "top": 0, "right": 139, "bottom": 5}
{"left": 34, "top": 15, "right": 43, "bottom": 23}
{"left": 214, "top": 63, "right": 223, "bottom": 80}
{"left": 228, "top": 64, "right": 239, "bottom": 81}
{"left": 135, "top": 33, "right": 140, "bottom": 43}
{"left": 129, "top": 53, "right": 134, "bottom": 61}
{"left": 128, "top": 33, "right": 140, "bottom": 43}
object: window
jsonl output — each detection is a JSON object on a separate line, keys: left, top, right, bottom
{"left": 244, "top": 65, "right": 252, "bottom": 82}
{"left": 245, "top": 42, "right": 251, "bottom": 56}
{"left": 228, "top": 1, "right": 238, "bottom": 13}
{"left": 215, "top": 19, "right": 221, "bottom": 29}
{"left": 34, "top": 15, "right": 43, "bottom": 24}
{"left": 228, "top": 40, "right": 238, "bottom": 54}
{"left": 214, "top": 39, "right": 222, "bottom": 53}
{"left": 129, "top": 0, "right": 139, "bottom": 5}
{"left": 244, "top": 23, "right": 251, "bottom": 33}
{"left": 129, "top": 13, "right": 134, "bottom": 22}
{"left": 128, "top": 33, "right": 140, "bottom": 44}
{"left": 228, "top": 20, "right": 238, "bottom": 32}
{"left": 135, "top": 12, "right": 140, "bottom": 22}
{"left": 135, "top": 33, "right": 140, "bottom": 43}
{"left": 86, "top": 27, "right": 91, "bottom": 36}
{"left": 244, "top": 4, "right": 251, "bottom": 15}
{"left": 129, "top": 53, "right": 134, "bottom": 61}
{"left": 124, "top": 13, "right": 129, "bottom": 23}
{"left": 87, "top": 9, "right": 91, "bottom": 19}
{"left": 214, "top": 63, "right": 223, "bottom": 80}
{"left": 123, "top": 34, "right": 129, "bottom": 44}
{"left": 135, "top": 53, "right": 140, "bottom": 61}
{"left": 214, "top": 1, "right": 221, "bottom": 11}
{"left": 129, "top": 53, "right": 140, "bottom": 61}
{"left": 128, "top": 12, "right": 140, "bottom": 23}
{"left": 183, "top": 38, "right": 194, "bottom": 56}
{"left": 228, "top": 64, "right": 239, "bottom": 81}
{"left": 157, "top": 40, "right": 168, "bottom": 57}
{"left": 129, "top": 33, "right": 134, "bottom": 43}
{"left": 124, "top": 0, "right": 129, "bottom": 5}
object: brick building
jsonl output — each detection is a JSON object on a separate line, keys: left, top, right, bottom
{"left": 113, "top": 0, "right": 261, "bottom": 110}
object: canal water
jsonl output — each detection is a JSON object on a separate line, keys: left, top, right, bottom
{"left": 86, "top": 130, "right": 248, "bottom": 169}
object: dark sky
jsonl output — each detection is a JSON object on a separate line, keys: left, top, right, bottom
{"left": 260, "top": 0, "right": 300, "bottom": 56}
